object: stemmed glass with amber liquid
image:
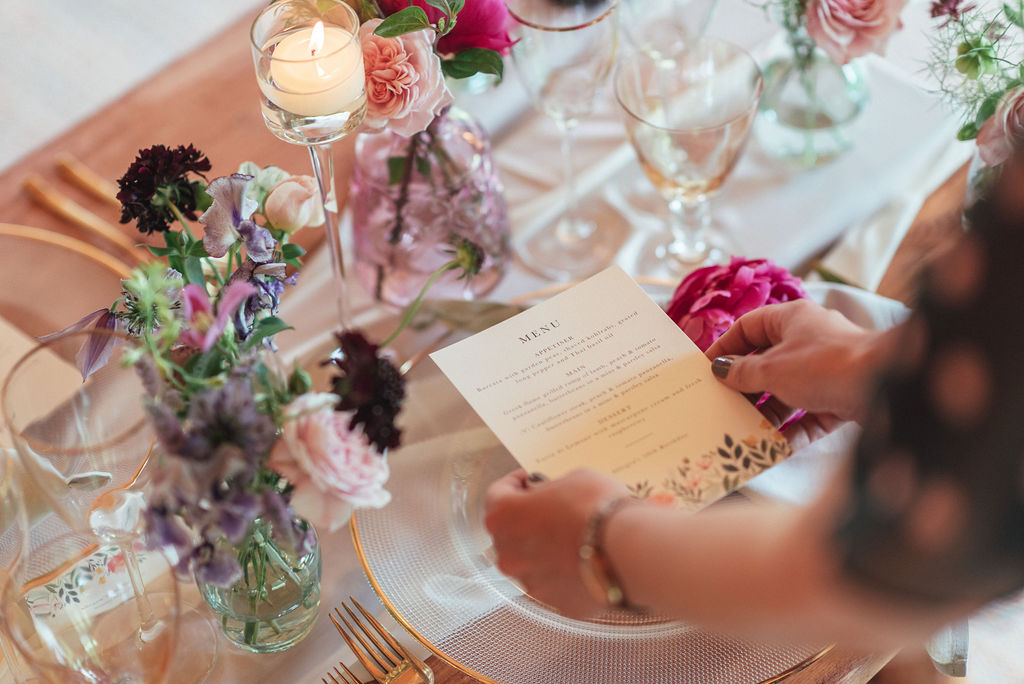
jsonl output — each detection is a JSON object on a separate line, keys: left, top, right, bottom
{"left": 614, "top": 37, "right": 762, "bottom": 275}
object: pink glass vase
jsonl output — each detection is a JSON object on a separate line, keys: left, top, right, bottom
{"left": 350, "top": 107, "right": 511, "bottom": 306}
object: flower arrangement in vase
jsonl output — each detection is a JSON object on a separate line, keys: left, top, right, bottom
{"left": 754, "top": 0, "right": 907, "bottom": 165}
{"left": 345, "top": 0, "right": 514, "bottom": 306}
{"left": 55, "top": 143, "right": 483, "bottom": 653}
{"left": 926, "top": 0, "right": 1024, "bottom": 207}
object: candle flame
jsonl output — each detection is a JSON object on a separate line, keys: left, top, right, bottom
{"left": 310, "top": 21, "right": 325, "bottom": 57}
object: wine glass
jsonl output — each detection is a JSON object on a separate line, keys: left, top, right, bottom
{"left": 506, "top": 0, "right": 620, "bottom": 281}
{"left": 614, "top": 37, "right": 762, "bottom": 275}
{"left": 618, "top": 0, "right": 718, "bottom": 58}
{"left": 250, "top": 0, "right": 367, "bottom": 328}
{"left": 1, "top": 328, "right": 217, "bottom": 683}
{"left": 2, "top": 518, "right": 180, "bottom": 684}
{"left": 0, "top": 453, "right": 39, "bottom": 683}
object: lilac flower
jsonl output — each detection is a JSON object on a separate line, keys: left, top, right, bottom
{"left": 192, "top": 539, "right": 242, "bottom": 587}
{"left": 178, "top": 281, "right": 256, "bottom": 351}
{"left": 39, "top": 308, "right": 120, "bottom": 380}
{"left": 227, "top": 259, "right": 292, "bottom": 341}
{"left": 215, "top": 491, "right": 262, "bottom": 544}
{"left": 180, "top": 379, "right": 278, "bottom": 465}
{"left": 199, "top": 174, "right": 277, "bottom": 259}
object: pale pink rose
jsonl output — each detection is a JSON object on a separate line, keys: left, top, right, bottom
{"left": 359, "top": 18, "right": 453, "bottom": 137}
{"left": 264, "top": 175, "right": 325, "bottom": 234}
{"left": 976, "top": 86, "right": 1024, "bottom": 168}
{"left": 269, "top": 393, "right": 391, "bottom": 532}
{"left": 665, "top": 257, "right": 807, "bottom": 352}
{"left": 804, "top": 0, "right": 907, "bottom": 65}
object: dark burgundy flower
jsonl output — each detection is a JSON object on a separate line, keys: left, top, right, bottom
{"left": 116, "top": 144, "right": 211, "bottom": 234}
{"left": 930, "top": 0, "right": 976, "bottom": 21}
{"left": 328, "top": 331, "right": 405, "bottom": 453}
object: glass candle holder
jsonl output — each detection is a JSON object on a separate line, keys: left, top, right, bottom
{"left": 251, "top": 1, "right": 367, "bottom": 146}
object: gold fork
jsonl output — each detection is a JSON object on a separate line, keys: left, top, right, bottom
{"left": 329, "top": 597, "right": 434, "bottom": 684}
{"left": 322, "top": 661, "right": 365, "bottom": 684}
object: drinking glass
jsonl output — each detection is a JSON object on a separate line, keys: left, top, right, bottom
{"left": 614, "top": 37, "right": 762, "bottom": 274}
{"left": 2, "top": 520, "right": 179, "bottom": 684}
{"left": 506, "top": 0, "right": 620, "bottom": 281}
{"left": 0, "top": 453, "right": 38, "bottom": 683}
{"left": 251, "top": 0, "right": 367, "bottom": 328}
{"left": 1, "top": 328, "right": 216, "bottom": 683}
{"left": 618, "top": 0, "right": 717, "bottom": 58}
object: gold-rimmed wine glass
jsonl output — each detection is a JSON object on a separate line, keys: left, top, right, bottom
{"left": 506, "top": 0, "right": 620, "bottom": 281}
{"left": 1, "top": 328, "right": 217, "bottom": 683}
{"left": 250, "top": 0, "right": 367, "bottom": 328}
{"left": 614, "top": 37, "right": 762, "bottom": 276}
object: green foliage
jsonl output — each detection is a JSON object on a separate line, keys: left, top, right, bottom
{"left": 441, "top": 48, "right": 504, "bottom": 80}
{"left": 387, "top": 156, "right": 409, "bottom": 185}
{"left": 374, "top": 6, "right": 432, "bottom": 36}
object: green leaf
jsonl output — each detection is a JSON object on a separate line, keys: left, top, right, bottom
{"left": 193, "top": 181, "right": 213, "bottom": 213}
{"left": 441, "top": 48, "right": 503, "bottom": 80}
{"left": 187, "top": 239, "right": 209, "bottom": 258}
{"left": 373, "top": 7, "right": 432, "bottom": 37}
{"left": 415, "top": 154, "right": 432, "bottom": 177}
{"left": 1004, "top": 1, "right": 1024, "bottom": 28}
{"left": 146, "top": 244, "right": 175, "bottom": 257}
{"left": 957, "top": 121, "right": 979, "bottom": 141}
{"left": 414, "top": 299, "right": 527, "bottom": 333}
{"left": 425, "top": 0, "right": 463, "bottom": 20}
{"left": 387, "top": 156, "right": 409, "bottom": 185}
{"left": 975, "top": 91, "right": 1004, "bottom": 128}
{"left": 164, "top": 230, "right": 182, "bottom": 250}
{"left": 244, "top": 316, "right": 293, "bottom": 350}
{"left": 167, "top": 254, "right": 184, "bottom": 274}
{"left": 184, "top": 256, "right": 205, "bottom": 287}
{"left": 281, "top": 243, "right": 306, "bottom": 260}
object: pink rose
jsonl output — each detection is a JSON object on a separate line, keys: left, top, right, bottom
{"left": 377, "top": 0, "right": 514, "bottom": 54}
{"left": 264, "top": 175, "right": 325, "bottom": 234}
{"left": 269, "top": 393, "right": 391, "bottom": 532}
{"left": 359, "top": 18, "right": 453, "bottom": 137}
{"left": 665, "top": 257, "right": 808, "bottom": 351}
{"left": 976, "top": 86, "right": 1024, "bottom": 168}
{"left": 804, "top": 0, "right": 907, "bottom": 65}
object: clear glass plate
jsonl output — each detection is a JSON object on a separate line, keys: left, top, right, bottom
{"left": 351, "top": 360, "right": 829, "bottom": 684}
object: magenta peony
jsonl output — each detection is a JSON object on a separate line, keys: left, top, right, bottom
{"left": 665, "top": 257, "right": 808, "bottom": 351}
{"left": 976, "top": 86, "right": 1024, "bottom": 168}
{"left": 359, "top": 18, "right": 453, "bottom": 137}
{"left": 377, "top": 0, "right": 515, "bottom": 54}
{"left": 269, "top": 393, "right": 391, "bottom": 533}
{"left": 804, "top": 0, "right": 907, "bottom": 65}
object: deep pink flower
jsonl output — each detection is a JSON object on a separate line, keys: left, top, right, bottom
{"left": 377, "top": 0, "right": 514, "bottom": 54}
{"left": 359, "top": 18, "right": 452, "bottom": 137}
{"left": 804, "top": 0, "right": 907, "bottom": 65}
{"left": 665, "top": 257, "right": 808, "bottom": 351}
{"left": 178, "top": 282, "right": 256, "bottom": 351}
{"left": 976, "top": 86, "right": 1024, "bottom": 168}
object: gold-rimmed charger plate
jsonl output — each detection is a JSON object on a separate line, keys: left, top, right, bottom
{"left": 0, "top": 223, "right": 133, "bottom": 339}
{"left": 350, "top": 357, "right": 831, "bottom": 684}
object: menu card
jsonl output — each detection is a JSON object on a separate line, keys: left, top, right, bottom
{"left": 430, "top": 266, "right": 792, "bottom": 510}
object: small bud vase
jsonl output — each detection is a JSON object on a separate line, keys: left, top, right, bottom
{"left": 756, "top": 27, "right": 868, "bottom": 167}
{"left": 350, "top": 106, "right": 511, "bottom": 307}
{"left": 197, "top": 517, "right": 321, "bottom": 654}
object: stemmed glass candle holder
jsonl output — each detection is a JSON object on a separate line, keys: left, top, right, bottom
{"left": 506, "top": 0, "right": 619, "bottom": 281}
{"left": 1, "top": 328, "right": 215, "bottom": 682}
{"left": 614, "top": 37, "right": 762, "bottom": 275}
{"left": 251, "top": 0, "right": 367, "bottom": 326}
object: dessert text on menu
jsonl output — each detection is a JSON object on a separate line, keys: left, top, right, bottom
{"left": 430, "top": 266, "right": 791, "bottom": 510}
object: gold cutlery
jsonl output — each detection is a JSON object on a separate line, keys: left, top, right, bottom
{"left": 322, "top": 662, "right": 365, "bottom": 684}
{"left": 55, "top": 154, "right": 121, "bottom": 207}
{"left": 329, "top": 597, "right": 433, "bottom": 684}
{"left": 23, "top": 173, "right": 144, "bottom": 265}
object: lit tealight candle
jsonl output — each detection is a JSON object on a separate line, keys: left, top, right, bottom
{"left": 264, "top": 21, "right": 364, "bottom": 117}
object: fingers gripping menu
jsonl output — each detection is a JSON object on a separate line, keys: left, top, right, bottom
{"left": 431, "top": 266, "right": 790, "bottom": 509}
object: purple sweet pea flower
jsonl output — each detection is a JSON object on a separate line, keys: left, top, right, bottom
{"left": 199, "top": 174, "right": 259, "bottom": 258}
{"left": 178, "top": 281, "right": 257, "bottom": 351}
{"left": 192, "top": 539, "right": 242, "bottom": 587}
{"left": 39, "top": 308, "right": 121, "bottom": 381}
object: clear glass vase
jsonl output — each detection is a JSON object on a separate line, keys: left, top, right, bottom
{"left": 350, "top": 106, "right": 511, "bottom": 306}
{"left": 755, "top": 28, "right": 868, "bottom": 167}
{"left": 198, "top": 517, "right": 321, "bottom": 654}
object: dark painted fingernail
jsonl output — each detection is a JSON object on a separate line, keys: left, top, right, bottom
{"left": 527, "top": 472, "right": 548, "bottom": 484}
{"left": 712, "top": 357, "right": 733, "bottom": 379}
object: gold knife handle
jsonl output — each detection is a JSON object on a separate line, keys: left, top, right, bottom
{"left": 56, "top": 154, "right": 122, "bottom": 208}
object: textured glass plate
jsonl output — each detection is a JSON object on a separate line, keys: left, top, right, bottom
{"left": 351, "top": 361, "right": 829, "bottom": 684}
